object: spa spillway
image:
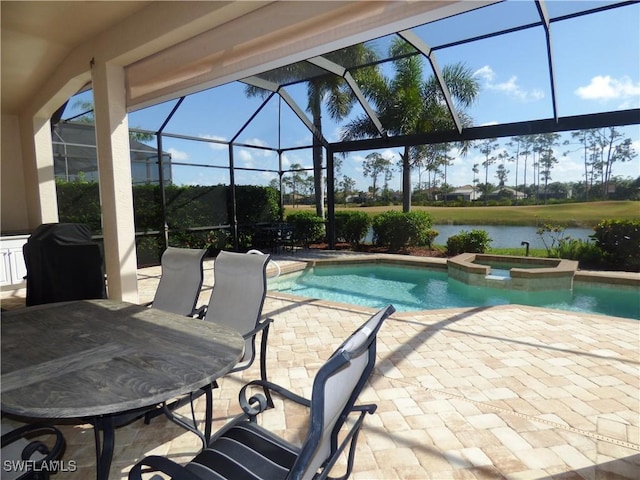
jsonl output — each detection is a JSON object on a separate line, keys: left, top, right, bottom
{"left": 447, "top": 253, "right": 578, "bottom": 291}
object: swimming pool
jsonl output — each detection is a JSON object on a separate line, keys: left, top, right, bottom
{"left": 268, "top": 264, "right": 640, "bottom": 320}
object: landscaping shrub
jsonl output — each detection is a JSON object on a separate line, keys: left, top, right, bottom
{"left": 286, "top": 211, "right": 325, "bottom": 247}
{"left": 536, "top": 224, "right": 569, "bottom": 258}
{"left": 421, "top": 229, "right": 439, "bottom": 249}
{"left": 592, "top": 219, "right": 640, "bottom": 271}
{"left": 206, "top": 229, "right": 233, "bottom": 252}
{"left": 55, "top": 179, "right": 102, "bottom": 233}
{"left": 536, "top": 223, "right": 607, "bottom": 268}
{"left": 235, "top": 185, "right": 281, "bottom": 225}
{"left": 335, "top": 211, "right": 371, "bottom": 246}
{"left": 446, "top": 229, "right": 492, "bottom": 256}
{"left": 372, "top": 210, "right": 434, "bottom": 251}
{"left": 555, "top": 238, "right": 604, "bottom": 269}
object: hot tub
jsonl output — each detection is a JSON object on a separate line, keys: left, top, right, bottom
{"left": 447, "top": 253, "right": 578, "bottom": 291}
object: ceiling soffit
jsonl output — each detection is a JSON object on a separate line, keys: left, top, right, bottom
{"left": 125, "top": 1, "right": 493, "bottom": 111}
{"left": 1, "top": 1, "right": 150, "bottom": 115}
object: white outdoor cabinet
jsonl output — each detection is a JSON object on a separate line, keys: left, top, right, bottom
{"left": 0, "top": 235, "right": 29, "bottom": 287}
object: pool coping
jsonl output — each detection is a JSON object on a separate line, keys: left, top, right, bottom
{"left": 267, "top": 253, "right": 639, "bottom": 320}
{"left": 273, "top": 253, "right": 640, "bottom": 288}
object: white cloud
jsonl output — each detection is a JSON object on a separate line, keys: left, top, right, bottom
{"left": 281, "top": 152, "right": 312, "bottom": 170}
{"left": 494, "top": 76, "right": 544, "bottom": 101}
{"left": 242, "top": 137, "right": 268, "bottom": 148}
{"left": 381, "top": 149, "right": 399, "bottom": 161}
{"left": 473, "top": 65, "right": 495, "bottom": 83}
{"left": 238, "top": 137, "right": 276, "bottom": 158}
{"left": 166, "top": 147, "right": 189, "bottom": 161}
{"left": 177, "top": 170, "right": 222, "bottom": 187}
{"left": 234, "top": 170, "right": 277, "bottom": 186}
{"left": 617, "top": 98, "right": 640, "bottom": 109}
{"left": 474, "top": 65, "right": 544, "bottom": 102}
{"left": 575, "top": 75, "right": 640, "bottom": 101}
{"left": 238, "top": 149, "right": 254, "bottom": 164}
{"left": 199, "top": 134, "right": 228, "bottom": 150}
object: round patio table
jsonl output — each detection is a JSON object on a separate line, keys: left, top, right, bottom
{"left": 1, "top": 299, "right": 244, "bottom": 480}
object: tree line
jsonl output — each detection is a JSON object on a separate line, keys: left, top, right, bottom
{"left": 246, "top": 38, "right": 636, "bottom": 213}
{"left": 467, "top": 128, "right": 637, "bottom": 205}
{"left": 277, "top": 127, "right": 638, "bottom": 207}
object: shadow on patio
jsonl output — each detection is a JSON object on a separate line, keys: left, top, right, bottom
{"left": 3, "top": 258, "right": 639, "bottom": 479}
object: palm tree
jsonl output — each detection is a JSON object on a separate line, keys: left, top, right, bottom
{"left": 340, "top": 39, "right": 480, "bottom": 212}
{"left": 245, "top": 45, "right": 380, "bottom": 218}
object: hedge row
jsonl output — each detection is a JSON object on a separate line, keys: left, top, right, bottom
{"left": 56, "top": 181, "right": 280, "bottom": 264}
{"left": 285, "top": 210, "right": 438, "bottom": 251}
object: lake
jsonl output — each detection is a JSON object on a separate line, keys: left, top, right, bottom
{"left": 431, "top": 225, "right": 594, "bottom": 249}
{"left": 365, "top": 225, "right": 594, "bottom": 249}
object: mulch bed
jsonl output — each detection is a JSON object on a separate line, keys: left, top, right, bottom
{"left": 307, "top": 242, "right": 448, "bottom": 258}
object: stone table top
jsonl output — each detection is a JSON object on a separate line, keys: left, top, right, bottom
{"left": 1, "top": 299, "right": 244, "bottom": 418}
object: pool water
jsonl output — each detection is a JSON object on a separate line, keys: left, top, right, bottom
{"left": 268, "top": 264, "right": 639, "bottom": 320}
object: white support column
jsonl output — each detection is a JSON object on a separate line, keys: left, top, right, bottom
{"left": 19, "top": 115, "right": 59, "bottom": 227}
{"left": 91, "top": 60, "right": 139, "bottom": 303}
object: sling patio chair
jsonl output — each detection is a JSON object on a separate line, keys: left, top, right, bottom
{"left": 142, "top": 247, "right": 208, "bottom": 429}
{"left": 1, "top": 420, "right": 66, "bottom": 480}
{"left": 200, "top": 250, "right": 273, "bottom": 383}
{"left": 147, "top": 246, "right": 208, "bottom": 317}
{"left": 147, "top": 250, "right": 274, "bottom": 445}
{"left": 129, "top": 304, "right": 395, "bottom": 480}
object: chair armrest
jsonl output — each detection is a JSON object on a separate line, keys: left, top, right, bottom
{"left": 242, "top": 317, "right": 273, "bottom": 340}
{"left": 316, "top": 403, "right": 378, "bottom": 480}
{"left": 239, "top": 379, "right": 311, "bottom": 416}
{"left": 350, "top": 403, "right": 378, "bottom": 415}
{"left": 1, "top": 423, "right": 66, "bottom": 466}
{"left": 128, "top": 455, "right": 202, "bottom": 480}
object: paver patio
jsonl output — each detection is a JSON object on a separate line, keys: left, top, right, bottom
{"left": 2, "top": 254, "right": 638, "bottom": 479}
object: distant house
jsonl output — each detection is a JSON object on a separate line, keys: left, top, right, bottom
{"left": 345, "top": 194, "right": 366, "bottom": 203}
{"left": 485, "top": 187, "right": 527, "bottom": 200}
{"left": 52, "top": 122, "right": 171, "bottom": 185}
{"left": 446, "top": 185, "right": 480, "bottom": 202}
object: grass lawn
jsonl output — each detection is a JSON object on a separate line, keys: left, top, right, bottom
{"left": 288, "top": 201, "right": 639, "bottom": 228}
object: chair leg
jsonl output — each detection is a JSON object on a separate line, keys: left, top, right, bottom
{"left": 162, "top": 401, "right": 205, "bottom": 449}
{"left": 203, "top": 385, "right": 213, "bottom": 445}
{"left": 159, "top": 383, "right": 216, "bottom": 449}
{"left": 260, "top": 324, "right": 274, "bottom": 408}
{"left": 144, "top": 388, "right": 206, "bottom": 425}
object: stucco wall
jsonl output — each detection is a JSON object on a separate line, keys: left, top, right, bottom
{"left": 1, "top": 115, "right": 29, "bottom": 234}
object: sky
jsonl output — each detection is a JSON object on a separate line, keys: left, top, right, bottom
{"left": 66, "top": 0, "right": 640, "bottom": 193}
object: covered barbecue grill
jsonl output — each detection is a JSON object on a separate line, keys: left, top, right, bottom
{"left": 23, "top": 223, "right": 106, "bottom": 306}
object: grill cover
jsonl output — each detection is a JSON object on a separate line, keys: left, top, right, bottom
{"left": 24, "top": 223, "right": 106, "bottom": 306}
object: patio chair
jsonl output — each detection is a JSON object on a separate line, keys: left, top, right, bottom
{"left": 1, "top": 421, "right": 66, "bottom": 480}
{"left": 147, "top": 250, "right": 274, "bottom": 443}
{"left": 141, "top": 247, "right": 207, "bottom": 427}
{"left": 148, "top": 247, "right": 208, "bottom": 316}
{"left": 202, "top": 250, "right": 273, "bottom": 377}
{"left": 129, "top": 304, "right": 396, "bottom": 480}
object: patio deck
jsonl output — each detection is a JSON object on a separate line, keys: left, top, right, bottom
{"left": 1, "top": 253, "right": 638, "bottom": 479}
